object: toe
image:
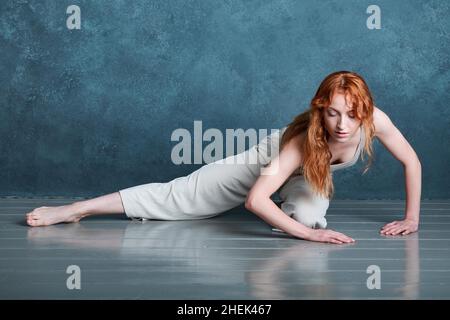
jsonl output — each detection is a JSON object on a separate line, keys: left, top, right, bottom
{"left": 30, "top": 219, "right": 42, "bottom": 227}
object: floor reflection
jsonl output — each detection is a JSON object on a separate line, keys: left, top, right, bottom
{"left": 245, "top": 232, "right": 420, "bottom": 299}
{"left": 393, "top": 233, "right": 420, "bottom": 299}
{"left": 26, "top": 219, "right": 420, "bottom": 299}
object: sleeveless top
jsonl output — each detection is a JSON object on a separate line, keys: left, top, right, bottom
{"left": 283, "top": 125, "right": 365, "bottom": 177}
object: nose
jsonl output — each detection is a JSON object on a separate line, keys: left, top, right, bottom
{"left": 337, "top": 117, "right": 347, "bottom": 131}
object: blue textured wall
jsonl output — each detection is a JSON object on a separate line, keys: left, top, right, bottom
{"left": 0, "top": 0, "right": 448, "bottom": 199}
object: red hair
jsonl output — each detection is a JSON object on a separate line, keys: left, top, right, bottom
{"left": 280, "top": 71, "right": 376, "bottom": 199}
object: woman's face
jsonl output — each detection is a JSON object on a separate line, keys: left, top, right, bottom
{"left": 323, "top": 92, "right": 361, "bottom": 143}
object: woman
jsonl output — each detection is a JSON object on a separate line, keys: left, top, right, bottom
{"left": 25, "top": 71, "right": 422, "bottom": 244}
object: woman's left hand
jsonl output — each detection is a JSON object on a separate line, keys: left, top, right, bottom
{"left": 380, "top": 219, "right": 419, "bottom": 236}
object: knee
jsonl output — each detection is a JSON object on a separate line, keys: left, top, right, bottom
{"left": 281, "top": 198, "right": 329, "bottom": 229}
{"left": 295, "top": 212, "right": 328, "bottom": 229}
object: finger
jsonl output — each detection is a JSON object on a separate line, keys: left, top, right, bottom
{"left": 389, "top": 227, "right": 406, "bottom": 235}
{"left": 383, "top": 225, "right": 403, "bottom": 234}
{"left": 334, "top": 232, "right": 355, "bottom": 242}
{"left": 336, "top": 234, "right": 354, "bottom": 243}
{"left": 381, "top": 228, "right": 396, "bottom": 236}
{"left": 383, "top": 222, "right": 402, "bottom": 231}
{"left": 330, "top": 232, "right": 346, "bottom": 240}
{"left": 382, "top": 221, "right": 398, "bottom": 229}
{"left": 333, "top": 235, "right": 351, "bottom": 243}
{"left": 380, "top": 230, "right": 393, "bottom": 236}
{"left": 401, "top": 230, "right": 412, "bottom": 235}
{"left": 329, "top": 237, "right": 343, "bottom": 244}
{"left": 380, "top": 227, "right": 395, "bottom": 234}
{"left": 384, "top": 227, "right": 400, "bottom": 235}
{"left": 331, "top": 230, "right": 348, "bottom": 237}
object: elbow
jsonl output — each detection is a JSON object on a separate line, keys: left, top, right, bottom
{"left": 413, "top": 153, "right": 422, "bottom": 168}
{"left": 245, "top": 194, "right": 263, "bottom": 211}
{"left": 404, "top": 157, "right": 421, "bottom": 169}
{"left": 404, "top": 158, "right": 422, "bottom": 170}
{"left": 244, "top": 194, "right": 265, "bottom": 211}
{"left": 244, "top": 197, "right": 254, "bottom": 211}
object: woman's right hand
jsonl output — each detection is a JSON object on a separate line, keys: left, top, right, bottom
{"left": 304, "top": 228, "right": 355, "bottom": 244}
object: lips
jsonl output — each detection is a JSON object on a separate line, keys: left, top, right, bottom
{"left": 335, "top": 131, "right": 349, "bottom": 136}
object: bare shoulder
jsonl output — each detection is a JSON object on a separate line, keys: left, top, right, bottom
{"left": 277, "top": 131, "right": 305, "bottom": 168}
{"left": 371, "top": 105, "right": 419, "bottom": 166}
{"left": 373, "top": 105, "right": 394, "bottom": 137}
{"left": 281, "top": 131, "right": 305, "bottom": 155}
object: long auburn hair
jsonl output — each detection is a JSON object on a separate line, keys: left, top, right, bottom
{"left": 280, "top": 71, "right": 376, "bottom": 200}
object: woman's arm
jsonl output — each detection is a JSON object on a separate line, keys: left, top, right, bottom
{"left": 373, "top": 107, "right": 422, "bottom": 235}
{"left": 245, "top": 133, "right": 354, "bottom": 244}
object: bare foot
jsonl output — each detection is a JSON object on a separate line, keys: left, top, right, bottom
{"left": 25, "top": 203, "right": 86, "bottom": 227}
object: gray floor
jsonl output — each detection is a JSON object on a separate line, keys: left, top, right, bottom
{"left": 0, "top": 197, "right": 449, "bottom": 300}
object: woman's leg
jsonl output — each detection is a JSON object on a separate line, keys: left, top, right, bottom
{"left": 118, "top": 149, "right": 262, "bottom": 221}
{"left": 118, "top": 128, "right": 286, "bottom": 221}
{"left": 26, "top": 127, "right": 285, "bottom": 226}
{"left": 26, "top": 192, "right": 125, "bottom": 227}
{"left": 274, "top": 175, "right": 330, "bottom": 231}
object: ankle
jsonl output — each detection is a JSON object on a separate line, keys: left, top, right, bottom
{"left": 71, "top": 201, "right": 90, "bottom": 218}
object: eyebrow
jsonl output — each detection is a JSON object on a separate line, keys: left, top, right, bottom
{"left": 328, "top": 107, "right": 354, "bottom": 113}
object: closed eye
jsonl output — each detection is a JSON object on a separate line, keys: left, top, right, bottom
{"left": 328, "top": 109, "right": 355, "bottom": 118}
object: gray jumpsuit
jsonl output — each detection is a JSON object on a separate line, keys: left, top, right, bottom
{"left": 118, "top": 125, "right": 365, "bottom": 229}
